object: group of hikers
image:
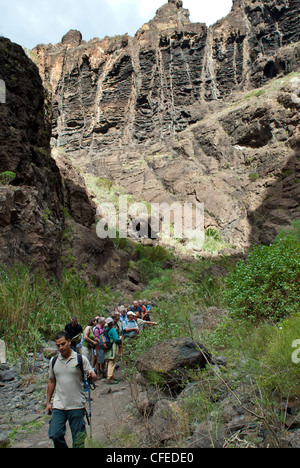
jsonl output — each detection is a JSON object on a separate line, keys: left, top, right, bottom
{"left": 46, "top": 299, "right": 157, "bottom": 448}
{"left": 65, "top": 299, "right": 157, "bottom": 385}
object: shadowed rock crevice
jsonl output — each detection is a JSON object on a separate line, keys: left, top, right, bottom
{"left": 248, "top": 150, "right": 300, "bottom": 246}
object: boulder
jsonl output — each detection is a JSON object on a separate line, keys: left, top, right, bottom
{"left": 136, "top": 338, "right": 212, "bottom": 392}
{"left": 61, "top": 30, "right": 82, "bottom": 47}
{"left": 0, "top": 369, "right": 19, "bottom": 382}
{"left": 150, "top": 399, "right": 187, "bottom": 443}
{"left": 0, "top": 430, "right": 10, "bottom": 449}
{"left": 188, "top": 420, "right": 225, "bottom": 448}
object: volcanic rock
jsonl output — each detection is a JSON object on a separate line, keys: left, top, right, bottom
{"left": 136, "top": 337, "right": 212, "bottom": 391}
{"left": 31, "top": 0, "right": 300, "bottom": 251}
{"left": 0, "top": 38, "right": 64, "bottom": 277}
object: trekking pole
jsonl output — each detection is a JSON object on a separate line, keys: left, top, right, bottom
{"left": 87, "top": 381, "right": 92, "bottom": 439}
{"left": 83, "top": 377, "right": 95, "bottom": 440}
{"left": 120, "top": 340, "right": 127, "bottom": 380}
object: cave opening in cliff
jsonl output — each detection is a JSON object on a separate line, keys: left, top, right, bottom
{"left": 264, "top": 59, "right": 286, "bottom": 79}
{"left": 132, "top": 221, "right": 155, "bottom": 240}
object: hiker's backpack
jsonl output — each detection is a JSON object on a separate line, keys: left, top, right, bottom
{"left": 98, "top": 329, "right": 113, "bottom": 350}
{"left": 51, "top": 352, "right": 84, "bottom": 381}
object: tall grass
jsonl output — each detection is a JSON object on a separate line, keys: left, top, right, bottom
{"left": 0, "top": 264, "right": 118, "bottom": 362}
{"left": 205, "top": 314, "right": 300, "bottom": 400}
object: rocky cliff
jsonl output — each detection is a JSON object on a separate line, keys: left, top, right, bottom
{"left": 0, "top": 38, "right": 65, "bottom": 276}
{"left": 31, "top": 0, "right": 300, "bottom": 251}
{"left": 0, "top": 38, "right": 126, "bottom": 284}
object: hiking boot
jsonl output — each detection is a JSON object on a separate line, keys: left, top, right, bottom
{"left": 106, "top": 379, "right": 119, "bottom": 385}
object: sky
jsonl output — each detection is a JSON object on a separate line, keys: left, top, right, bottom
{"left": 0, "top": 0, "right": 233, "bottom": 50}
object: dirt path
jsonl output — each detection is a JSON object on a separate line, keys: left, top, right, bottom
{"left": 11, "top": 366, "right": 135, "bottom": 449}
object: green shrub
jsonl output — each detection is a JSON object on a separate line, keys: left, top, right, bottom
{"left": 137, "top": 258, "right": 162, "bottom": 283}
{"left": 202, "top": 228, "right": 226, "bottom": 253}
{"left": 205, "top": 228, "right": 222, "bottom": 241}
{"left": 257, "top": 315, "right": 300, "bottom": 397}
{"left": 0, "top": 171, "right": 16, "bottom": 185}
{"left": 224, "top": 234, "right": 300, "bottom": 322}
{"left": 134, "top": 244, "right": 173, "bottom": 263}
{"left": 245, "top": 88, "right": 266, "bottom": 100}
{"left": 134, "top": 244, "right": 174, "bottom": 283}
{"left": 96, "top": 177, "right": 113, "bottom": 190}
{"left": 112, "top": 236, "right": 131, "bottom": 251}
{"left": 249, "top": 172, "right": 259, "bottom": 182}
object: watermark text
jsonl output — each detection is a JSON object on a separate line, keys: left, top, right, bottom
{"left": 96, "top": 196, "right": 204, "bottom": 249}
{"left": 292, "top": 339, "right": 300, "bottom": 364}
{"left": 0, "top": 340, "right": 6, "bottom": 364}
{"left": 291, "top": 77, "right": 300, "bottom": 105}
{"left": 0, "top": 79, "right": 6, "bottom": 104}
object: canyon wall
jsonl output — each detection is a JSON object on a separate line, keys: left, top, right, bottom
{"left": 0, "top": 38, "right": 126, "bottom": 284}
{"left": 0, "top": 38, "right": 64, "bottom": 276}
{"left": 31, "top": 0, "right": 300, "bottom": 250}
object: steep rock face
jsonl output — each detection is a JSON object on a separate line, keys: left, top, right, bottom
{"left": 0, "top": 38, "right": 123, "bottom": 285}
{"left": 0, "top": 38, "right": 64, "bottom": 276}
{"left": 34, "top": 0, "right": 300, "bottom": 145}
{"left": 168, "top": 83, "right": 300, "bottom": 247}
{"left": 32, "top": 0, "right": 300, "bottom": 249}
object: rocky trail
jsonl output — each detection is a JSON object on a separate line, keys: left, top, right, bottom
{"left": 1, "top": 354, "right": 136, "bottom": 449}
{"left": 2, "top": 332, "right": 300, "bottom": 449}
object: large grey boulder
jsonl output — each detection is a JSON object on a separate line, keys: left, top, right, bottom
{"left": 136, "top": 338, "right": 212, "bottom": 392}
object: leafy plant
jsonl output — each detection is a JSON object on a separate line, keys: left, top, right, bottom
{"left": 0, "top": 171, "right": 16, "bottom": 185}
{"left": 134, "top": 244, "right": 173, "bottom": 263}
{"left": 249, "top": 172, "right": 259, "bottom": 182}
{"left": 206, "top": 314, "right": 300, "bottom": 400}
{"left": 224, "top": 232, "right": 300, "bottom": 322}
{"left": 202, "top": 228, "right": 229, "bottom": 254}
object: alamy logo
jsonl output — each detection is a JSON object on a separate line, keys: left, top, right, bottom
{"left": 292, "top": 339, "right": 300, "bottom": 364}
{"left": 0, "top": 79, "right": 6, "bottom": 104}
{"left": 96, "top": 197, "right": 205, "bottom": 249}
{"left": 291, "top": 77, "right": 300, "bottom": 105}
{"left": 0, "top": 340, "right": 6, "bottom": 364}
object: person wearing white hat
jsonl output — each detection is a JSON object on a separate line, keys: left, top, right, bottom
{"left": 122, "top": 311, "right": 139, "bottom": 339}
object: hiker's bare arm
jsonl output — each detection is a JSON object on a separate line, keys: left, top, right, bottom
{"left": 124, "top": 327, "right": 139, "bottom": 332}
{"left": 82, "top": 356, "right": 97, "bottom": 383}
{"left": 84, "top": 327, "right": 98, "bottom": 346}
{"left": 46, "top": 377, "right": 56, "bottom": 414}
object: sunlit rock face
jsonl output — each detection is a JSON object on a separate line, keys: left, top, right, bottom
{"left": 32, "top": 0, "right": 300, "bottom": 250}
